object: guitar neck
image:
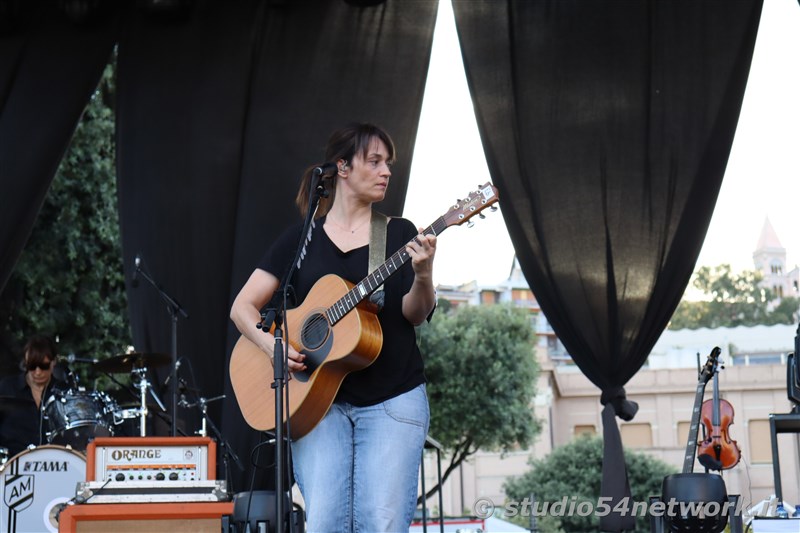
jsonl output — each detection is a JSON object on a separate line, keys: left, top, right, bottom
{"left": 682, "top": 379, "right": 707, "bottom": 473}
{"left": 326, "top": 217, "right": 446, "bottom": 325}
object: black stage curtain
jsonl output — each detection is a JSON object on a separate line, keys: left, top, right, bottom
{"left": 0, "top": 5, "right": 118, "bottom": 293}
{"left": 116, "top": 0, "right": 438, "bottom": 490}
{"left": 452, "top": 0, "right": 762, "bottom": 530}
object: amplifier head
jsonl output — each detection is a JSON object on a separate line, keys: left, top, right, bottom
{"left": 86, "top": 437, "right": 217, "bottom": 483}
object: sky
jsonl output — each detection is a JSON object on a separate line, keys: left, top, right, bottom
{"left": 403, "top": 0, "right": 800, "bottom": 288}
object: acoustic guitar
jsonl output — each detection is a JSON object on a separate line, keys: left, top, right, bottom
{"left": 230, "top": 182, "right": 500, "bottom": 438}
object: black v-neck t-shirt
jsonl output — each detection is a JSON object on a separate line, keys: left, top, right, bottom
{"left": 258, "top": 216, "right": 426, "bottom": 406}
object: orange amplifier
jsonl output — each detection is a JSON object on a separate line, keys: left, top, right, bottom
{"left": 78, "top": 437, "right": 227, "bottom": 504}
{"left": 86, "top": 436, "right": 216, "bottom": 482}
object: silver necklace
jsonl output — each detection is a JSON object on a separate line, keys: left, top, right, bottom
{"left": 327, "top": 216, "right": 369, "bottom": 234}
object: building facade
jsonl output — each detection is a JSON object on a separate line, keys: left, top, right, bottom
{"left": 425, "top": 251, "right": 800, "bottom": 518}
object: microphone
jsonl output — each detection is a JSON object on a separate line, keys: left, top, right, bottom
{"left": 312, "top": 162, "right": 338, "bottom": 179}
{"left": 63, "top": 353, "right": 98, "bottom": 364}
{"left": 132, "top": 254, "right": 141, "bottom": 287}
{"left": 164, "top": 359, "right": 181, "bottom": 387}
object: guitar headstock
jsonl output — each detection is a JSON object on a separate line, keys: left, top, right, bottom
{"left": 699, "top": 346, "right": 721, "bottom": 384}
{"left": 441, "top": 182, "right": 500, "bottom": 228}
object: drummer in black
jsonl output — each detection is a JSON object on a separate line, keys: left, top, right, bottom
{"left": 0, "top": 334, "right": 64, "bottom": 458}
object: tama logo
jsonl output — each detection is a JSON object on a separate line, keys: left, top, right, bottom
{"left": 23, "top": 460, "right": 68, "bottom": 472}
{"left": 111, "top": 449, "right": 162, "bottom": 461}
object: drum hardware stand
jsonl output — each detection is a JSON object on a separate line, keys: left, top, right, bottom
{"left": 125, "top": 367, "right": 167, "bottom": 437}
{"left": 57, "top": 361, "right": 80, "bottom": 391}
{"left": 132, "top": 253, "right": 189, "bottom": 437}
{"left": 58, "top": 354, "right": 98, "bottom": 390}
{"left": 182, "top": 393, "right": 224, "bottom": 438}
{"left": 178, "top": 379, "right": 243, "bottom": 493}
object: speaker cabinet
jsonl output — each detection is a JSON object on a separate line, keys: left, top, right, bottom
{"left": 58, "top": 502, "right": 233, "bottom": 533}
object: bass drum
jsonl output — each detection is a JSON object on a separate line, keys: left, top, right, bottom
{"left": 0, "top": 445, "right": 86, "bottom": 533}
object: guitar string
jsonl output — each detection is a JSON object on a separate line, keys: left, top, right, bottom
{"left": 303, "top": 220, "right": 446, "bottom": 333}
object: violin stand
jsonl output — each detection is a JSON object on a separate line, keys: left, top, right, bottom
{"left": 648, "top": 473, "right": 742, "bottom": 533}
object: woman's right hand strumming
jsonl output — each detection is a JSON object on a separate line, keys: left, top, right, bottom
{"left": 230, "top": 268, "right": 306, "bottom": 373}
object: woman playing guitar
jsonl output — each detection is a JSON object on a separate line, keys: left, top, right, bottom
{"left": 230, "top": 123, "right": 437, "bottom": 533}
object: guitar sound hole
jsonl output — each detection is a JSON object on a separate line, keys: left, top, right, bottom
{"left": 301, "top": 313, "right": 330, "bottom": 350}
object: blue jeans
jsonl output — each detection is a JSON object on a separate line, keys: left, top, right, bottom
{"left": 291, "top": 384, "right": 429, "bottom": 533}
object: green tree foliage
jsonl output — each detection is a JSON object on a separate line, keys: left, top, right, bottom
{"left": 0, "top": 61, "right": 131, "bottom": 382}
{"left": 504, "top": 435, "right": 676, "bottom": 533}
{"left": 768, "top": 295, "right": 800, "bottom": 325}
{"left": 416, "top": 302, "right": 540, "bottom": 498}
{"left": 669, "top": 264, "right": 799, "bottom": 329}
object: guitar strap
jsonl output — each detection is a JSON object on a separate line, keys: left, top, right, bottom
{"left": 368, "top": 210, "right": 388, "bottom": 311}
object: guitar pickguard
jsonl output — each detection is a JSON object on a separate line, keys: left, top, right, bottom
{"left": 294, "top": 328, "right": 334, "bottom": 383}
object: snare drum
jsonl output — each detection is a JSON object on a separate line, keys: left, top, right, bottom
{"left": 0, "top": 445, "right": 86, "bottom": 533}
{"left": 44, "top": 390, "right": 116, "bottom": 452}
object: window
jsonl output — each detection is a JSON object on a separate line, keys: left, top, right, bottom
{"left": 574, "top": 425, "right": 596, "bottom": 437}
{"left": 620, "top": 423, "right": 652, "bottom": 448}
{"left": 732, "top": 353, "right": 784, "bottom": 366}
{"left": 677, "top": 421, "right": 691, "bottom": 448}
{"left": 480, "top": 291, "right": 499, "bottom": 305}
{"left": 749, "top": 419, "right": 772, "bottom": 464}
{"left": 511, "top": 289, "right": 528, "bottom": 300}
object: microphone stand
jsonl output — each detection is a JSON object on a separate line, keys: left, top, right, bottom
{"left": 134, "top": 260, "right": 189, "bottom": 437}
{"left": 259, "top": 171, "right": 328, "bottom": 533}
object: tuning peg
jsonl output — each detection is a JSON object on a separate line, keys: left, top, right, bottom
{"left": 467, "top": 220, "right": 474, "bottom": 228}
{"left": 479, "top": 213, "right": 485, "bottom": 219}
{"left": 490, "top": 205, "right": 498, "bottom": 212}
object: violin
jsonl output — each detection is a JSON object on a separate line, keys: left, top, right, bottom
{"left": 680, "top": 347, "right": 718, "bottom": 474}
{"left": 697, "top": 358, "right": 741, "bottom": 471}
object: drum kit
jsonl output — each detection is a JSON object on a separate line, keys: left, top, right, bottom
{"left": 0, "top": 351, "right": 227, "bottom": 533}
{"left": 0, "top": 445, "right": 86, "bottom": 533}
{"left": 45, "top": 351, "right": 173, "bottom": 449}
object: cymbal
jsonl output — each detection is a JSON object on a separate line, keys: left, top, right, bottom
{"left": 94, "top": 352, "right": 171, "bottom": 373}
